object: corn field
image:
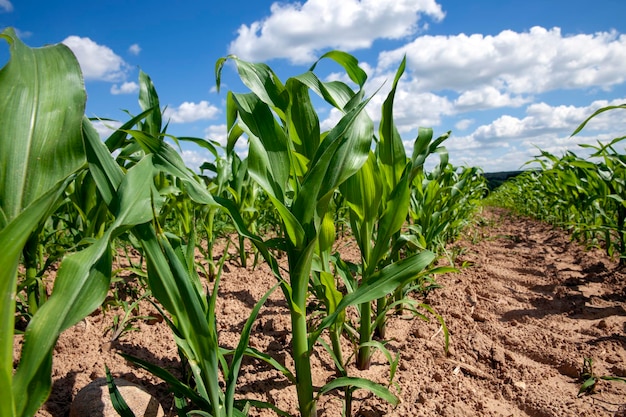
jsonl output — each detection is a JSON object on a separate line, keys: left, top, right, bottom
{"left": 488, "top": 105, "right": 626, "bottom": 267}
{"left": 2, "top": 27, "right": 623, "bottom": 417}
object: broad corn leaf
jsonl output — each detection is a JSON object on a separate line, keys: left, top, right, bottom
{"left": 311, "top": 250, "right": 436, "bottom": 345}
{"left": 12, "top": 159, "right": 156, "bottom": 416}
{"left": 292, "top": 97, "right": 374, "bottom": 232}
{"left": 0, "top": 28, "right": 86, "bottom": 224}
{"left": 0, "top": 28, "right": 86, "bottom": 416}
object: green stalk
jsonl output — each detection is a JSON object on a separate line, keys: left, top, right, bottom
{"left": 23, "top": 237, "right": 41, "bottom": 316}
{"left": 289, "top": 242, "right": 317, "bottom": 417}
{"left": 356, "top": 301, "right": 372, "bottom": 370}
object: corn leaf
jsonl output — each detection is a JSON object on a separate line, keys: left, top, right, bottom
{"left": 0, "top": 27, "right": 87, "bottom": 417}
{"left": 12, "top": 159, "right": 156, "bottom": 415}
{"left": 317, "top": 376, "right": 399, "bottom": 406}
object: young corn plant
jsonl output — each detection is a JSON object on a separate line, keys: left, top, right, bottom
{"left": 491, "top": 105, "right": 626, "bottom": 265}
{"left": 0, "top": 28, "right": 167, "bottom": 417}
{"left": 216, "top": 52, "right": 404, "bottom": 417}
{"left": 337, "top": 58, "right": 443, "bottom": 370}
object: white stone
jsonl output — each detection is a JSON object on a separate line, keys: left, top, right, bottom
{"left": 69, "top": 377, "right": 164, "bottom": 417}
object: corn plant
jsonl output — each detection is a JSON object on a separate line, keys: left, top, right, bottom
{"left": 408, "top": 151, "right": 487, "bottom": 257}
{"left": 0, "top": 27, "right": 172, "bottom": 417}
{"left": 491, "top": 105, "right": 626, "bottom": 265}
{"left": 337, "top": 58, "right": 446, "bottom": 370}
{"left": 217, "top": 52, "right": 407, "bottom": 417}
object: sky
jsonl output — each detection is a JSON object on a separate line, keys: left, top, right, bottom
{"left": 2, "top": 0, "right": 626, "bottom": 173}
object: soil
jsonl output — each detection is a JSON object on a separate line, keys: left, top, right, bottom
{"left": 20, "top": 206, "right": 626, "bottom": 417}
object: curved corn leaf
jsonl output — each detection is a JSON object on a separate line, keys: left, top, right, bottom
{"left": 0, "top": 27, "right": 87, "bottom": 417}
{"left": 317, "top": 376, "right": 399, "bottom": 406}
{"left": 292, "top": 97, "right": 374, "bottom": 232}
{"left": 138, "top": 70, "right": 162, "bottom": 137}
{"left": 311, "top": 250, "right": 435, "bottom": 346}
{"left": 13, "top": 159, "right": 156, "bottom": 416}
{"left": 0, "top": 28, "right": 86, "bottom": 224}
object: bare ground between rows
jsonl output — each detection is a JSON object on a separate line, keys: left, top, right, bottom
{"left": 22, "top": 206, "right": 626, "bottom": 417}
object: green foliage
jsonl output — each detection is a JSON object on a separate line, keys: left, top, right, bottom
{"left": 578, "top": 357, "right": 626, "bottom": 397}
{"left": 489, "top": 105, "right": 626, "bottom": 265}
{"left": 0, "top": 27, "right": 487, "bottom": 417}
{"left": 217, "top": 52, "right": 402, "bottom": 417}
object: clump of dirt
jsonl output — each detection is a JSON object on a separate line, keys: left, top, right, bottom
{"left": 25, "top": 206, "right": 626, "bottom": 416}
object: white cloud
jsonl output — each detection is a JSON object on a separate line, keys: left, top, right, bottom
{"left": 110, "top": 81, "right": 139, "bottom": 95}
{"left": 229, "top": 0, "right": 445, "bottom": 64}
{"left": 447, "top": 98, "right": 626, "bottom": 171}
{"left": 454, "top": 87, "right": 529, "bottom": 111}
{"left": 128, "top": 43, "right": 141, "bottom": 55}
{"left": 0, "top": 0, "right": 13, "bottom": 12}
{"left": 164, "top": 101, "right": 220, "bottom": 123}
{"left": 62, "top": 36, "right": 128, "bottom": 81}
{"left": 378, "top": 26, "right": 626, "bottom": 95}
{"left": 204, "top": 124, "right": 228, "bottom": 147}
{"left": 455, "top": 118, "right": 474, "bottom": 131}
{"left": 180, "top": 150, "right": 212, "bottom": 172}
{"left": 91, "top": 120, "right": 123, "bottom": 139}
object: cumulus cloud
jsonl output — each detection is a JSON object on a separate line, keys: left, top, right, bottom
{"left": 204, "top": 124, "right": 228, "bottom": 147}
{"left": 229, "top": 0, "right": 445, "bottom": 63}
{"left": 91, "top": 120, "right": 123, "bottom": 139}
{"left": 446, "top": 98, "right": 626, "bottom": 171}
{"left": 455, "top": 118, "right": 474, "bottom": 131}
{"left": 110, "top": 81, "right": 139, "bottom": 95}
{"left": 454, "top": 87, "right": 530, "bottom": 111}
{"left": 180, "top": 149, "right": 212, "bottom": 172}
{"left": 62, "top": 36, "right": 128, "bottom": 81}
{"left": 0, "top": 0, "right": 13, "bottom": 12}
{"left": 164, "top": 101, "right": 220, "bottom": 123}
{"left": 128, "top": 43, "right": 141, "bottom": 55}
{"left": 378, "top": 26, "right": 626, "bottom": 95}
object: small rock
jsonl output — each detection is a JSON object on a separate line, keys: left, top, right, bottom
{"left": 69, "top": 378, "right": 164, "bottom": 417}
{"left": 471, "top": 310, "right": 487, "bottom": 322}
{"left": 513, "top": 380, "right": 527, "bottom": 390}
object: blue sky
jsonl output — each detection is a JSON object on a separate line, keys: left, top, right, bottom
{"left": 2, "top": 0, "right": 626, "bottom": 172}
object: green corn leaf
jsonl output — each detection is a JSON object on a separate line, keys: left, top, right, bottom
{"left": 342, "top": 152, "right": 382, "bottom": 224}
{"left": 230, "top": 92, "right": 291, "bottom": 199}
{"left": 292, "top": 96, "right": 374, "bottom": 232}
{"left": 292, "top": 71, "right": 356, "bottom": 111}
{"left": 310, "top": 50, "right": 368, "bottom": 89}
{"left": 0, "top": 185, "right": 68, "bottom": 417}
{"left": 578, "top": 377, "right": 597, "bottom": 396}
{"left": 572, "top": 104, "right": 626, "bottom": 136}
{"left": 223, "top": 56, "right": 288, "bottom": 117}
{"left": 105, "top": 366, "right": 137, "bottom": 417}
{"left": 138, "top": 70, "right": 163, "bottom": 137}
{"left": 13, "top": 159, "right": 156, "bottom": 415}
{"left": 285, "top": 77, "right": 320, "bottom": 162}
{"left": 369, "top": 175, "right": 411, "bottom": 270}
{"left": 0, "top": 28, "right": 86, "bottom": 224}
{"left": 0, "top": 27, "right": 87, "bottom": 416}
{"left": 311, "top": 250, "right": 435, "bottom": 345}
{"left": 122, "top": 128, "right": 215, "bottom": 206}
{"left": 317, "top": 376, "right": 399, "bottom": 406}
{"left": 378, "top": 55, "right": 407, "bottom": 188}
{"left": 239, "top": 347, "right": 295, "bottom": 383}
{"left": 233, "top": 399, "right": 293, "bottom": 417}
{"left": 119, "top": 352, "right": 210, "bottom": 408}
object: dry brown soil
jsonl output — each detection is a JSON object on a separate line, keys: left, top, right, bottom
{"left": 24, "top": 206, "right": 626, "bottom": 416}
